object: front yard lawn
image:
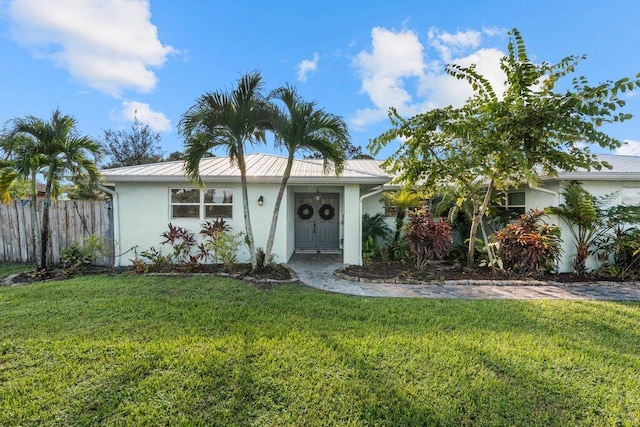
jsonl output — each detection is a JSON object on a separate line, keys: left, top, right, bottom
{"left": 1, "top": 274, "right": 639, "bottom": 426}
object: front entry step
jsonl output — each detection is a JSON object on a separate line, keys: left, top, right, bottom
{"left": 295, "top": 248, "right": 343, "bottom": 255}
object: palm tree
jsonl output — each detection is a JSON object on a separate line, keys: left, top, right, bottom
{"left": 2, "top": 109, "right": 102, "bottom": 270}
{"left": 546, "top": 182, "right": 604, "bottom": 275}
{"left": 265, "top": 85, "right": 349, "bottom": 266}
{"left": 178, "top": 72, "right": 275, "bottom": 270}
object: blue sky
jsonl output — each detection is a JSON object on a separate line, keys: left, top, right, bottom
{"left": 1, "top": 0, "right": 639, "bottom": 161}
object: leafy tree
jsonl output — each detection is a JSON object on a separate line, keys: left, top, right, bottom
{"left": 102, "top": 117, "right": 163, "bottom": 168}
{"left": 1, "top": 109, "right": 102, "bottom": 269}
{"left": 179, "top": 71, "right": 275, "bottom": 270}
{"left": 266, "top": 84, "right": 349, "bottom": 266}
{"left": 370, "top": 28, "right": 640, "bottom": 268}
{"left": 305, "top": 140, "right": 372, "bottom": 160}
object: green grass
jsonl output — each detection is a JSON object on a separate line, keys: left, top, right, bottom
{"left": 1, "top": 275, "right": 639, "bottom": 426}
{"left": 0, "top": 262, "right": 33, "bottom": 277}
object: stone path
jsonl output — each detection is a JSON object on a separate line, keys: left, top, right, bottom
{"left": 286, "top": 254, "right": 640, "bottom": 301}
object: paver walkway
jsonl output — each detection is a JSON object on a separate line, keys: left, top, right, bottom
{"left": 286, "top": 254, "right": 640, "bottom": 301}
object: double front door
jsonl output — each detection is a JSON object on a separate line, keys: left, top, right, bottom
{"left": 294, "top": 193, "right": 340, "bottom": 250}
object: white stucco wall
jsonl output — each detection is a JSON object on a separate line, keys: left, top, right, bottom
{"left": 114, "top": 181, "right": 288, "bottom": 266}
{"left": 343, "top": 184, "right": 361, "bottom": 265}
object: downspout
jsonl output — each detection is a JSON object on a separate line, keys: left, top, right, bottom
{"left": 99, "top": 185, "right": 120, "bottom": 267}
{"left": 358, "top": 185, "right": 385, "bottom": 265}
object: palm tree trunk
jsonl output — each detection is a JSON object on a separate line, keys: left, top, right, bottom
{"left": 30, "top": 171, "right": 42, "bottom": 269}
{"left": 237, "top": 150, "right": 257, "bottom": 270}
{"left": 40, "top": 192, "right": 51, "bottom": 270}
{"left": 39, "top": 165, "right": 56, "bottom": 270}
{"left": 264, "top": 154, "right": 294, "bottom": 267}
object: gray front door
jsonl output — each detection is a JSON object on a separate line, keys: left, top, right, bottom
{"left": 294, "top": 193, "right": 339, "bottom": 250}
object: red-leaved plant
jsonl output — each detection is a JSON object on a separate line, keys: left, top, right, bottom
{"left": 492, "top": 209, "right": 562, "bottom": 275}
{"left": 405, "top": 207, "right": 453, "bottom": 269}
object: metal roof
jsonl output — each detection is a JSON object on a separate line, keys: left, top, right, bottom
{"left": 102, "top": 153, "right": 390, "bottom": 184}
{"left": 542, "top": 154, "right": 640, "bottom": 181}
{"left": 102, "top": 153, "right": 640, "bottom": 185}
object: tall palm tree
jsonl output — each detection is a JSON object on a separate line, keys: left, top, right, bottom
{"left": 266, "top": 85, "right": 349, "bottom": 266}
{"left": 2, "top": 109, "right": 102, "bottom": 270}
{"left": 178, "top": 72, "right": 275, "bottom": 270}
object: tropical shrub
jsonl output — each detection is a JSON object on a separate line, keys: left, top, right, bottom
{"left": 362, "top": 213, "right": 392, "bottom": 244}
{"left": 594, "top": 226, "right": 640, "bottom": 278}
{"left": 492, "top": 209, "right": 562, "bottom": 275}
{"left": 405, "top": 208, "right": 453, "bottom": 269}
{"left": 161, "top": 223, "right": 197, "bottom": 264}
{"left": 197, "top": 219, "right": 231, "bottom": 264}
{"left": 59, "top": 235, "right": 106, "bottom": 276}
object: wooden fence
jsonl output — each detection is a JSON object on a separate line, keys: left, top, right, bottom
{"left": 0, "top": 200, "right": 113, "bottom": 266}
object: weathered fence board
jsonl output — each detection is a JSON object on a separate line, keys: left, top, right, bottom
{"left": 0, "top": 200, "right": 113, "bottom": 266}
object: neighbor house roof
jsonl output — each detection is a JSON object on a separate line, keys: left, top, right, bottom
{"left": 102, "top": 153, "right": 390, "bottom": 185}
{"left": 540, "top": 154, "right": 640, "bottom": 181}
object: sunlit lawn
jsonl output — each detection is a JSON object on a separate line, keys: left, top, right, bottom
{"left": 1, "top": 269, "right": 639, "bottom": 425}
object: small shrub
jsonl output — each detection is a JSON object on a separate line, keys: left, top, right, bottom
{"left": 160, "top": 223, "right": 197, "bottom": 264}
{"left": 256, "top": 247, "right": 276, "bottom": 268}
{"left": 59, "top": 235, "right": 105, "bottom": 276}
{"left": 362, "top": 236, "right": 381, "bottom": 264}
{"left": 492, "top": 209, "right": 562, "bottom": 275}
{"left": 210, "top": 231, "right": 244, "bottom": 271}
{"left": 405, "top": 208, "right": 453, "bottom": 269}
{"left": 60, "top": 242, "right": 94, "bottom": 276}
{"left": 595, "top": 226, "right": 640, "bottom": 279}
{"left": 139, "top": 246, "right": 170, "bottom": 268}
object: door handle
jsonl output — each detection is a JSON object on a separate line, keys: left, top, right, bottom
{"left": 313, "top": 222, "right": 316, "bottom": 233}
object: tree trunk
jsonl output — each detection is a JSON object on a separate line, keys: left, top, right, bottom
{"left": 236, "top": 149, "right": 257, "bottom": 270}
{"left": 30, "top": 171, "right": 42, "bottom": 269}
{"left": 39, "top": 174, "right": 55, "bottom": 270}
{"left": 466, "top": 199, "right": 481, "bottom": 268}
{"left": 466, "top": 180, "right": 494, "bottom": 268}
{"left": 264, "top": 153, "right": 293, "bottom": 267}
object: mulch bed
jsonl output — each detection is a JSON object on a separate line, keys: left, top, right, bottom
{"left": 340, "top": 261, "right": 632, "bottom": 284}
{"left": 2, "top": 263, "right": 297, "bottom": 287}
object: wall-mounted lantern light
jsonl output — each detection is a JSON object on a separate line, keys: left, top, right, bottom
{"left": 315, "top": 188, "right": 321, "bottom": 201}
{"left": 258, "top": 195, "right": 264, "bottom": 206}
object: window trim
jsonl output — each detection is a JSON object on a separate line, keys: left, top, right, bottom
{"left": 169, "top": 187, "right": 234, "bottom": 220}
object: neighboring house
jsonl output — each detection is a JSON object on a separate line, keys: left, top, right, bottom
{"left": 102, "top": 152, "right": 640, "bottom": 273}
{"left": 504, "top": 154, "right": 640, "bottom": 272}
{"left": 101, "top": 153, "right": 390, "bottom": 267}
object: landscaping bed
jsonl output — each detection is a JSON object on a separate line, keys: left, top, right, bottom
{"left": 1, "top": 263, "right": 297, "bottom": 287}
{"left": 338, "top": 261, "right": 636, "bottom": 285}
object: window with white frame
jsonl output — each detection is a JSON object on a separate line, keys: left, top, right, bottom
{"left": 506, "top": 192, "right": 526, "bottom": 215}
{"left": 204, "top": 188, "right": 233, "bottom": 218}
{"left": 622, "top": 188, "right": 640, "bottom": 206}
{"left": 170, "top": 188, "right": 233, "bottom": 219}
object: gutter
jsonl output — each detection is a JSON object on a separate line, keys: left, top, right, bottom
{"left": 99, "top": 185, "right": 120, "bottom": 267}
{"left": 528, "top": 184, "right": 559, "bottom": 206}
{"left": 358, "top": 186, "right": 385, "bottom": 265}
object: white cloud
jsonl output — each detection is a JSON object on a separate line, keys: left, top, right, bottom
{"left": 350, "top": 26, "right": 505, "bottom": 131}
{"left": 616, "top": 140, "right": 640, "bottom": 156}
{"left": 351, "top": 27, "right": 426, "bottom": 130}
{"left": 7, "top": 0, "right": 175, "bottom": 96}
{"left": 297, "top": 53, "right": 319, "bottom": 82}
{"left": 428, "top": 28, "right": 481, "bottom": 63}
{"left": 119, "top": 101, "right": 171, "bottom": 132}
